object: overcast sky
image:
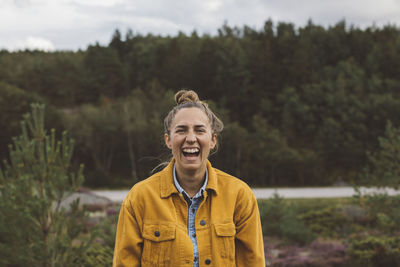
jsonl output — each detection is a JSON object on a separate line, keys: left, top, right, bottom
{"left": 1, "top": 0, "right": 400, "bottom": 51}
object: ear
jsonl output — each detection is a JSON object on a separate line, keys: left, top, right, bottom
{"left": 210, "top": 134, "right": 217, "bottom": 150}
{"left": 164, "top": 133, "right": 172, "bottom": 149}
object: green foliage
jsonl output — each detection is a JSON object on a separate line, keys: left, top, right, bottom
{"left": 63, "top": 102, "right": 121, "bottom": 186}
{"left": 0, "top": 81, "right": 41, "bottom": 159}
{"left": 259, "top": 193, "right": 286, "bottom": 234}
{"left": 63, "top": 87, "right": 174, "bottom": 186}
{"left": 0, "top": 104, "right": 93, "bottom": 267}
{"left": 259, "top": 193, "right": 315, "bottom": 245}
{"left": 231, "top": 114, "right": 320, "bottom": 186}
{"left": 72, "top": 207, "right": 119, "bottom": 266}
{"left": 353, "top": 193, "right": 400, "bottom": 233}
{"left": 363, "top": 121, "right": 400, "bottom": 188}
{"left": 348, "top": 236, "right": 400, "bottom": 267}
{"left": 84, "top": 44, "right": 126, "bottom": 99}
{"left": 278, "top": 208, "right": 316, "bottom": 246}
{"left": 298, "top": 206, "right": 349, "bottom": 238}
{"left": 73, "top": 243, "right": 114, "bottom": 267}
{"left": 2, "top": 21, "right": 400, "bottom": 186}
{"left": 97, "top": 208, "right": 119, "bottom": 249}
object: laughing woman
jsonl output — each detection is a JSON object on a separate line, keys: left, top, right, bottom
{"left": 113, "top": 90, "right": 265, "bottom": 267}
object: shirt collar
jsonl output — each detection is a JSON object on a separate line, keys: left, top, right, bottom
{"left": 173, "top": 163, "right": 208, "bottom": 199}
{"left": 159, "top": 159, "right": 218, "bottom": 198}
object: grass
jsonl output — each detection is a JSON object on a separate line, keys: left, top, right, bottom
{"left": 258, "top": 197, "right": 352, "bottom": 214}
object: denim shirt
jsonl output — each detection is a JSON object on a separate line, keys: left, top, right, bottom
{"left": 173, "top": 164, "right": 208, "bottom": 267}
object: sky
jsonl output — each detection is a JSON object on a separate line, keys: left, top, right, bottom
{"left": 1, "top": 0, "right": 400, "bottom": 51}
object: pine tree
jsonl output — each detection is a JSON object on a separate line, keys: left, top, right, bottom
{"left": 363, "top": 121, "right": 400, "bottom": 189}
{"left": 0, "top": 104, "right": 93, "bottom": 266}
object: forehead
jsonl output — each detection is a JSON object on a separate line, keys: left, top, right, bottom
{"left": 171, "top": 107, "right": 210, "bottom": 128}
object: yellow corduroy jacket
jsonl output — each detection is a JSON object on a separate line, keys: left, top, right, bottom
{"left": 113, "top": 160, "right": 265, "bottom": 267}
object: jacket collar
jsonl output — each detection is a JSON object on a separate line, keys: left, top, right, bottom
{"left": 205, "top": 160, "right": 218, "bottom": 195}
{"left": 160, "top": 159, "right": 218, "bottom": 198}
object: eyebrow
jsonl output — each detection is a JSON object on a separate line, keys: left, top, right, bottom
{"left": 175, "top": 124, "right": 206, "bottom": 129}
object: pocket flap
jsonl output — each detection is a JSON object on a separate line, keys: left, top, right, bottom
{"left": 143, "top": 224, "right": 176, "bottom": 242}
{"left": 214, "top": 222, "right": 236, "bottom": 237}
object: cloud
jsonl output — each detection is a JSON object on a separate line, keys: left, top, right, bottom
{"left": 14, "top": 36, "right": 55, "bottom": 51}
{"left": 262, "top": 0, "right": 400, "bottom": 28}
{"left": 70, "top": 0, "right": 125, "bottom": 7}
{"left": 1, "top": 0, "right": 400, "bottom": 51}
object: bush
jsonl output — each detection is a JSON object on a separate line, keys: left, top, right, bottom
{"left": 97, "top": 207, "right": 119, "bottom": 249}
{"left": 259, "top": 193, "right": 315, "bottom": 245}
{"left": 259, "top": 193, "right": 286, "bottom": 235}
{"left": 353, "top": 193, "right": 400, "bottom": 233}
{"left": 74, "top": 243, "right": 114, "bottom": 267}
{"left": 298, "top": 206, "right": 349, "bottom": 238}
{"left": 348, "top": 236, "right": 400, "bottom": 267}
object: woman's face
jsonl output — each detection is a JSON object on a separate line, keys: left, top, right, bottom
{"left": 165, "top": 107, "right": 217, "bottom": 175}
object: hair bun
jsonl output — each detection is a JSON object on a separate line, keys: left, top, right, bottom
{"left": 175, "top": 90, "right": 201, "bottom": 105}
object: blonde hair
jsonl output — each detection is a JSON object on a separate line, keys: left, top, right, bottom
{"left": 164, "top": 90, "right": 224, "bottom": 137}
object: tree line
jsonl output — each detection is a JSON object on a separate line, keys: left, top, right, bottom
{"left": 1, "top": 19, "right": 400, "bottom": 187}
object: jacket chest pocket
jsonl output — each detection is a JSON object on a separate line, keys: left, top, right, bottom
{"left": 214, "top": 222, "right": 236, "bottom": 262}
{"left": 142, "top": 224, "right": 176, "bottom": 267}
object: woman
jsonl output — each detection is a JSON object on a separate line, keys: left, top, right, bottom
{"left": 113, "top": 90, "right": 265, "bottom": 266}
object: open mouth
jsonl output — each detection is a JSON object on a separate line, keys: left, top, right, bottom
{"left": 182, "top": 147, "right": 200, "bottom": 158}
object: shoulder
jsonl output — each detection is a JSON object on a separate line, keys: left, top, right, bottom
{"left": 212, "top": 167, "right": 255, "bottom": 197}
{"left": 122, "top": 172, "right": 162, "bottom": 208}
{"left": 211, "top": 168, "right": 258, "bottom": 221}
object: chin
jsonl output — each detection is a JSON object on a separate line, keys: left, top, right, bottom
{"left": 182, "top": 163, "right": 201, "bottom": 171}
{"left": 179, "top": 161, "right": 206, "bottom": 172}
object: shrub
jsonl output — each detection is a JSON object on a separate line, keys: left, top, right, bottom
{"left": 259, "top": 193, "right": 315, "bottom": 245}
{"left": 348, "top": 236, "right": 400, "bottom": 267}
{"left": 298, "top": 206, "right": 349, "bottom": 238}
{"left": 74, "top": 243, "right": 114, "bottom": 267}
{"left": 97, "top": 207, "right": 119, "bottom": 249}
{"left": 280, "top": 208, "right": 316, "bottom": 245}
{"left": 259, "top": 192, "right": 286, "bottom": 235}
{"left": 353, "top": 193, "right": 400, "bottom": 233}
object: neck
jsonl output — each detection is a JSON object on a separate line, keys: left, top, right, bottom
{"left": 175, "top": 164, "right": 207, "bottom": 198}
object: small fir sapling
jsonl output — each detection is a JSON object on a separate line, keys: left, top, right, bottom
{"left": 0, "top": 103, "right": 94, "bottom": 267}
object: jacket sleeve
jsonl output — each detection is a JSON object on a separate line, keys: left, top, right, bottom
{"left": 113, "top": 197, "right": 143, "bottom": 267}
{"left": 234, "top": 186, "right": 265, "bottom": 267}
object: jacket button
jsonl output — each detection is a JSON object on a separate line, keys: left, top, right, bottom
{"left": 192, "top": 233, "right": 196, "bottom": 238}
{"left": 205, "top": 259, "right": 211, "bottom": 265}
{"left": 154, "top": 231, "right": 160, "bottom": 237}
{"left": 200, "top": 220, "right": 206, "bottom": 226}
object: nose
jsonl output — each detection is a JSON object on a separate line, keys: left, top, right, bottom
{"left": 186, "top": 131, "right": 196, "bottom": 143}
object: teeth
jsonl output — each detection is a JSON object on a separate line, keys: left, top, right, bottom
{"left": 182, "top": 148, "right": 199, "bottom": 153}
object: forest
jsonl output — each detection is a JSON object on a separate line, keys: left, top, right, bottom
{"left": 1, "top": 19, "right": 400, "bottom": 188}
